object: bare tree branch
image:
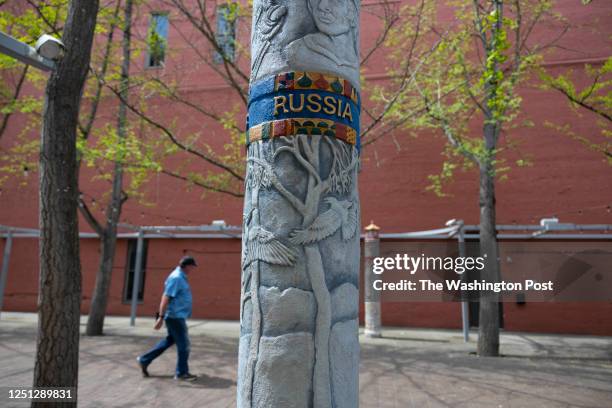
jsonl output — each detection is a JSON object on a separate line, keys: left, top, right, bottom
{"left": 166, "top": 0, "right": 249, "bottom": 104}
{"left": 550, "top": 82, "right": 612, "bottom": 122}
{"left": 160, "top": 168, "right": 243, "bottom": 197}
{"left": 78, "top": 194, "right": 105, "bottom": 236}
{"left": 97, "top": 74, "right": 245, "bottom": 181}
{"left": 24, "top": 0, "right": 63, "bottom": 36}
{"left": 360, "top": 0, "right": 451, "bottom": 145}
{"left": 0, "top": 65, "right": 28, "bottom": 141}
{"left": 78, "top": 0, "right": 122, "bottom": 140}
{"left": 147, "top": 77, "right": 245, "bottom": 133}
{"left": 361, "top": 0, "right": 400, "bottom": 66}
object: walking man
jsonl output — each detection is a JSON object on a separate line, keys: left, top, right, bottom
{"left": 137, "top": 255, "right": 198, "bottom": 380}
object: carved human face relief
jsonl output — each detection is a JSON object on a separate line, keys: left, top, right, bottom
{"left": 309, "top": 0, "right": 355, "bottom": 37}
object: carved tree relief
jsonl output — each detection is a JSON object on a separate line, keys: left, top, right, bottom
{"left": 239, "top": 134, "right": 358, "bottom": 408}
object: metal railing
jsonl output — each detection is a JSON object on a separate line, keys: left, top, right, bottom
{"left": 1, "top": 219, "right": 610, "bottom": 328}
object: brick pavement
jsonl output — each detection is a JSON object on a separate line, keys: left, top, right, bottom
{"left": 0, "top": 313, "right": 611, "bottom": 407}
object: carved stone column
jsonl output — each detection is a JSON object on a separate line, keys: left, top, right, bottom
{"left": 364, "top": 221, "right": 381, "bottom": 338}
{"left": 238, "top": 0, "right": 361, "bottom": 407}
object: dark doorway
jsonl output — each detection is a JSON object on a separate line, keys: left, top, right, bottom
{"left": 123, "top": 239, "right": 149, "bottom": 303}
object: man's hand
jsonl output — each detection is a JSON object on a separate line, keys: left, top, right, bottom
{"left": 154, "top": 295, "right": 170, "bottom": 330}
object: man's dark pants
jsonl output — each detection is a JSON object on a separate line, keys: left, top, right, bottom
{"left": 139, "top": 318, "right": 190, "bottom": 376}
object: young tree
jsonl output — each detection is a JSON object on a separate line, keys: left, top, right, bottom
{"left": 377, "top": 0, "right": 560, "bottom": 356}
{"left": 0, "top": 0, "right": 153, "bottom": 336}
{"left": 84, "top": 0, "right": 134, "bottom": 336}
{"left": 79, "top": 0, "right": 179, "bottom": 336}
{"left": 33, "top": 0, "right": 99, "bottom": 403}
{"left": 1, "top": 0, "right": 248, "bottom": 336}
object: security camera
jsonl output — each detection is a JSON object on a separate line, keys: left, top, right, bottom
{"left": 35, "top": 34, "right": 65, "bottom": 60}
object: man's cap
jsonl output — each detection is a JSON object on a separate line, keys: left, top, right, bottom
{"left": 179, "top": 255, "right": 198, "bottom": 267}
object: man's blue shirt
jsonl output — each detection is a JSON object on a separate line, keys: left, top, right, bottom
{"left": 164, "top": 267, "right": 192, "bottom": 319}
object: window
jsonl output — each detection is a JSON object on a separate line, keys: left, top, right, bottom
{"left": 123, "top": 239, "right": 149, "bottom": 303}
{"left": 146, "top": 13, "right": 169, "bottom": 68}
{"left": 214, "top": 4, "right": 236, "bottom": 63}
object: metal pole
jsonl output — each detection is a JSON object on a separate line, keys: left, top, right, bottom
{"left": 0, "top": 31, "right": 55, "bottom": 71}
{"left": 129, "top": 229, "right": 144, "bottom": 326}
{"left": 0, "top": 230, "right": 13, "bottom": 319}
{"left": 457, "top": 221, "right": 470, "bottom": 342}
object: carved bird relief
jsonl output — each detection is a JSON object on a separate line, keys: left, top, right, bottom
{"left": 289, "top": 197, "right": 358, "bottom": 245}
{"left": 242, "top": 209, "right": 296, "bottom": 268}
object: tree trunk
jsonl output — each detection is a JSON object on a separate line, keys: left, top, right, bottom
{"left": 85, "top": 229, "right": 119, "bottom": 335}
{"left": 85, "top": 0, "right": 132, "bottom": 336}
{"left": 476, "top": 0, "right": 504, "bottom": 357}
{"left": 33, "top": 0, "right": 100, "bottom": 405}
{"left": 477, "top": 149, "right": 501, "bottom": 357}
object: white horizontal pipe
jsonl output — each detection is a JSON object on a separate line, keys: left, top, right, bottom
{"left": 117, "top": 223, "right": 241, "bottom": 232}
{"left": 2, "top": 225, "right": 611, "bottom": 240}
{"left": 381, "top": 226, "right": 458, "bottom": 238}
{"left": 464, "top": 224, "right": 612, "bottom": 231}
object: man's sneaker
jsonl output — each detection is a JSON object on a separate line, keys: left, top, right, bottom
{"left": 136, "top": 357, "right": 150, "bottom": 377}
{"left": 174, "top": 373, "right": 197, "bottom": 381}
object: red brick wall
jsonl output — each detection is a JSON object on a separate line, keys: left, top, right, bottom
{"left": 79, "top": 238, "right": 242, "bottom": 320}
{"left": 2, "top": 236, "right": 611, "bottom": 335}
{"left": 0, "top": 237, "right": 39, "bottom": 311}
{"left": 504, "top": 302, "right": 612, "bottom": 336}
{"left": 1, "top": 1, "right": 611, "bottom": 335}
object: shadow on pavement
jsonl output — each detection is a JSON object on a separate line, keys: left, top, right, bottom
{"left": 181, "top": 374, "right": 236, "bottom": 389}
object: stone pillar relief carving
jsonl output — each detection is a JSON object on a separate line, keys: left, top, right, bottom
{"left": 239, "top": 0, "right": 361, "bottom": 407}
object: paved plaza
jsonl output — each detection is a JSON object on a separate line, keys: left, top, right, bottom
{"left": 0, "top": 312, "right": 611, "bottom": 407}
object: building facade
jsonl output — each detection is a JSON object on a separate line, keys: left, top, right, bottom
{"left": 0, "top": 0, "right": 611, "bottom": 335}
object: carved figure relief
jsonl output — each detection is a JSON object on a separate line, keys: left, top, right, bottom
{"left": 286, "top": 0, "right": 359, "bottom": 85}
{"left": 250, "top": 0, "right": 360, "bottom": 90}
